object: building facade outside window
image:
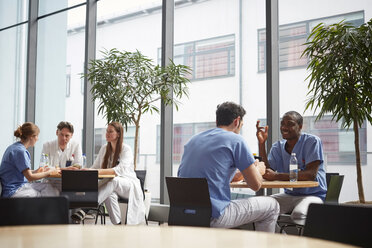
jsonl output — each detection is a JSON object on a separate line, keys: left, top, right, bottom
{"left": 159, "top": 34, "right": 235, "bottom": 81}
{"left": 258, "top": 11, "right": 364, "bottom": 72}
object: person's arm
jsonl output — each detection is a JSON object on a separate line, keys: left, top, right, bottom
{"left": 23, "top": 167, "right": 60, "bottom": 182}
{"left": 298, "top": 160, "right": 320, "bottom": 181}
{"left": 256, "top": 120, "right": 270, "bottom": 168}
{"left": 96, "top": 168, "right": 116, "bottom": 175}
{"left": 240, "top": 160, "right": 265, "bottom": 191}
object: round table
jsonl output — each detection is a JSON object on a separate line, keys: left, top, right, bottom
{"left": 0, "top": 225, "right": 356, "bottom": 248}
{"left": 230, "top": 180, "right": 319, "bottom": 189}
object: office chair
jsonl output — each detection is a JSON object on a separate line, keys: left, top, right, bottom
{"left": 278, "top": 174, "right": 344, "bottom": 235}
{"left": 166, "top": 177, "right": 212, "bottom": 227}
{"left": 303, "top": 203, "right": 372, "bottom": 247}
{"left": 61, "top": 170, "right": 105, "bottom": 224}
{"left": 0, "top": 197, "right": 69, "bottom": 225}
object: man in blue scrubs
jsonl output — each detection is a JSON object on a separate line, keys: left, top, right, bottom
{"left": 178, "top": 102, "right": 279, "bottom": 232}
{"left": 256, "top": 111, "right": 327, "bottom": 219}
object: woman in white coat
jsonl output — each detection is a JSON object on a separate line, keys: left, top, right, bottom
{"left": 91, "top": 122, "right": 145, "bottom": 225}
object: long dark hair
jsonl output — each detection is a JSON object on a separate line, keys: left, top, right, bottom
{"left": 102, "top": 122, "right": 123, "bottom": 169}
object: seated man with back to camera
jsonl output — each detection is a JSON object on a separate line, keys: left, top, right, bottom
{"left": 178, "top": 102, "right": 279, "bottom": 232}
{"left": 256, "top": 111, "right": 327, "bottom": 219}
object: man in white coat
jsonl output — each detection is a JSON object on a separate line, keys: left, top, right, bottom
{"left": 42, "top": 121, "right": 83, "bottom": 168}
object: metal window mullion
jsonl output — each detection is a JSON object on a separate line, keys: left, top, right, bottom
{"left": 265, "top": 0, "right": 280, "bottom": 195}
{"left": 25, "top": 0, "right": 39, "bottom": 169}
{"left": 83, "top": 0, "right": 97, "bottom": 167}
{"left": 160, "top": 0, "right": 174, "bottom": 205}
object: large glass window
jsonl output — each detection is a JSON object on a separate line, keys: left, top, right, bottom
{"left": 173, "top": 0, "right": 267, "bottom": 174}
{"left": 35, "top": 4, "right": 86, "bottom": 166}
{"left": 258, "top": 11, "right": 364, "bottom": 72}
{"left": 94, "top": 0, "right": 163, "bottom": 202}
{"left": 0, "top": 0, "right": 28, "bottom": 29}
{"left": 278, "top": 0, "right": 372, "bottom": 203}
{"left": 159, "top": 34, "right": 235, "bottom": 81}
{"left": 0, "top": 23, "right": 27, "bottom": 156}
{"left": 303, "top": 116, "right": 367, "bottom": 166}
{"left": 0, "top": 0, "right": 28, "bottom": 158}
{"left": 38, "top": 0, "right": 85, "bottom": 16}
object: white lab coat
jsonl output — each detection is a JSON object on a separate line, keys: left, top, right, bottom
{"left": 42, "top": 139, "right": 83, "bottom": 168}
{"left": 91, "top": 143, "right": 145, "bottom": 225}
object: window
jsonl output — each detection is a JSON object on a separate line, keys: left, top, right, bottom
{"left": 158, "top": 34, "right": 235, "bottom": 81}
{"left": 157, "top": 122, "right": 215, "bottom": 164}
{"left": 258, "top": 11, "right": 364, "bottom": 72}
{"left": 302, "top": 116, "right": 367, "bottom": 165}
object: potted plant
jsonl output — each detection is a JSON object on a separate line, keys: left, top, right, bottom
{"left": 302, "top": 19, "right": 372, "bottom": 203}
{"left": 85, "top": 48, "right": 191, "bottom": 169}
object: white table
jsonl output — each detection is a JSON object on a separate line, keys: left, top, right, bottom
{"left": 0, "top": 225, "right": 357, "bottom": 248}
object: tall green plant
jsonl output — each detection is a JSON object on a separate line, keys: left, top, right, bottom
{"left": 303, "top": 19, "right": 372, "bottom": 203}
{"left": 85, "top": 49, "right": 191, "bottom": 169}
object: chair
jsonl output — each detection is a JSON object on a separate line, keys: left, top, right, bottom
{"left": 118, "top": 170, "right": 148, "bottom": 224}
{"left": 147, "top": 203, "right": 170, "bottom": 224}
{"left": 0, "top": 196, "right": 69, "bottom": 225}
{"left": 278, "top": 174, "right": 344, "bottom": 235}
{"left": 303, "top": 203, "right": 372, "bottom": 247}
{"left": 61, "top": 170, "right": 105, "bottom": 224}
{"left": 166, "top": 177, "right": 212, "bottom": 227}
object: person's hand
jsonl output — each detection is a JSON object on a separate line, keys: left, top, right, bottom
{"left": 61, "top": 166, "right": 79, "bottom": 171}
{"left": 255, "top": 160, "right": 266, "bottom": 175}
{"left": 36, "top": 166, "right": 48, "bottom": 173}
{"left": 48, "top": 167, "right": 61, "bottom": 177}
{"left": 263, "top": 168, "right": 277, "bottom": 180}
{"left": 256, "top": 120, "right": 269, "bottom": 144}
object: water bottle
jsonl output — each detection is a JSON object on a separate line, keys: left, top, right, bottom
{"left": 45, "top": 154, "right": 50, "bottom": 167}
{"left": 82, "top": 154, "right": 87, "bottom": 168}
{"left": 40, "top": 153, "right": 46, "bottom": 167}
{"left": 289, "top": 153, "right": 298, "bottom": 182}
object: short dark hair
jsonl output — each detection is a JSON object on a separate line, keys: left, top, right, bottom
{"left": 283, "top": 111, "right": 303, "bottom": 126}
{"left": 216, "top": 102, "right": 246, "bottom": 126}
{"left": 57, "top": 121, "right": 74, "bottom": 134}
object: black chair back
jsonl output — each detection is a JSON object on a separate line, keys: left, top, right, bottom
{"left": 61, "top": 170, "right": 98, "bottom": 208}
{"left": 0, "top": 197, "right": 69, "bottom": 225}
{"left": 325, "top": 175, "right": 344, "bottom": 203}
{"left": 304, "top": 203, "right": 372, "bottom": 247}
{"left": 135, "top": 170, "right": 147, "bottom": 199}
{"left": 325, "top": 172, "right": 339, "bottom": 187}
{"left": 166, "top": 177, "right": 211, "bottom": 227}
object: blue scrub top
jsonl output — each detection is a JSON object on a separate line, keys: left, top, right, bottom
{"left": 268, "top": 133, "right": 327, "bottom": 200}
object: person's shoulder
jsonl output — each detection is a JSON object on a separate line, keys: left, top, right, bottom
{"left": 272, "top": 139, "right": 285, "bottom": 148}
{"left": 10, "top": 142, "right": 25, "bottom": 152}
{"left": 7, "top": 142, "right": 27, "bottom": 156}
{"left": 302, "top": 133, "right": 321, "bottom": 143}
{"left": 69, "top": 139, "right": 81, "bottom": 147}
